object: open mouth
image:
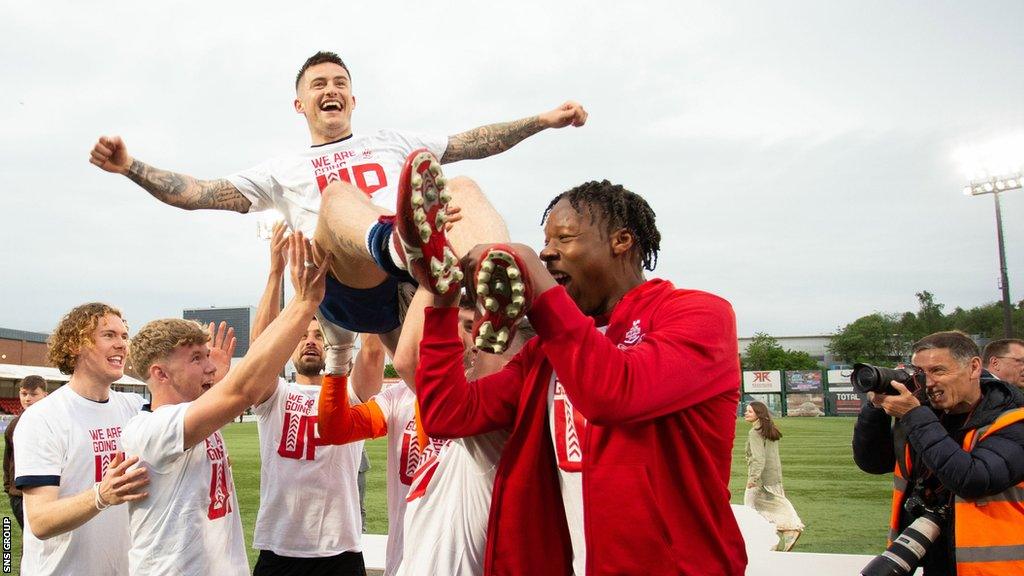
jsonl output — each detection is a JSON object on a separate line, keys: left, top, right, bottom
{"left": 320, "top": 100, "right": 343, "bottom": 112}
{"left": 201, "top": 381, "right": 214, "bottom": 392}
{"left": 107, "top": 355, "right": 124, "bottom": 368}
{"left": 927, "top": 389, "right": 944, "bottom": 402}
{"left": 549, "top": 270, "right": 571, "bottom": 287}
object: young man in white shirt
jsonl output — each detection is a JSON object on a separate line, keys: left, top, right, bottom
{"left": 90, "top": 50, "right": 586, "bottom": 387}
{"left": 397, "top": 305, "right": 531, "bottom": 576}
{"left": 316, "top": 332, "right": 449, "bottom": 576}
{"left": 14, "top": 303, "right": 150, "bottom": 576}
{"left": 120, "top": 233, "right": 329, "bottom": 576}
{"left": 248, "top": 223, "right": 374, "bottom": 575}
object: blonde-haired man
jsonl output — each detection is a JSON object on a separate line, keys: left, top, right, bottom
{"left": 121, "top": 233, "right": 329, "bottom": 576}
{"left": 14, "top": 303, "right": 149, "bottom": 576}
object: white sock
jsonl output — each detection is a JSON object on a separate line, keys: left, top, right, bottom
{"left": 388, "top": 230, "right": 408, "bottom": 271}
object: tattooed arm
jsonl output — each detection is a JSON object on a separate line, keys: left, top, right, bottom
{"left": 441, "top": 101, "right": 587, "bottom": 164}
{"left": 90, "top": 135, "right": 251, "bottom": 213}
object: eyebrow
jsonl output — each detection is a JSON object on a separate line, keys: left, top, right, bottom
{"left": 309, "top": 75, "right": 349, "bottom": 86}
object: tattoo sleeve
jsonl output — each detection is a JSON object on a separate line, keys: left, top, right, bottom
{"left": 441, "top": 116, "right": 545, "bottom": 164}
{"left": 125, "top": 160, "right": 251, "bottom": 213}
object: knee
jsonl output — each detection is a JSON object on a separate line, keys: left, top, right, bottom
{"left": 446, "top": 176, "right": 483, "bottom": 199}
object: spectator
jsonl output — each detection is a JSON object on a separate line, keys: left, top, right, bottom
{"left": 3, "top": 375, "right": 49, "bottom": 528}
{"left": 743, "top": 401, "right": 804, "bottom": 551}
{"left": 983, "top": 338, "right": 1024, "bottom": 388}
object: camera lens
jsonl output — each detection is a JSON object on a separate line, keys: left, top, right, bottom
{"left": 851, "top": 364, "right": 882, "bottom": 394}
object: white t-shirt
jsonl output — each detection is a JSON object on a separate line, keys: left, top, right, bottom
{"left": 252, "top": 380, "right": 363, "bottom": 557}
{"left": 549, "top": 374, "right": 588, "bottom": 576}
{"left": 121, "top": 403, "right": 248, "bottom": 576}
{"left": 373, "top": 383, "right": 449, "bottom": 576}
{"left": 398, "top": 430, "right": 509, "bottom": 576}
{"left": 13, "top": 385, "right": 145, "bottom": 576}
{"left": 227, "top": 129, "right": 448, "bottom": 235}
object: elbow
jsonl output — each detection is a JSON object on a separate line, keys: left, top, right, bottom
{"left": 852, "top": 449, "right": 893, "bottom": 475}
{"left": 577, "top": 396, "right": 634, "bottom": 426}
{"left": 418, "top": 411, "right": 459, "bottom": 439}
{"left": 29, "top": 519, "right": 58, "bottom": 540}
{"left": 393, "top": 348, "right": 417, "bottom": 388}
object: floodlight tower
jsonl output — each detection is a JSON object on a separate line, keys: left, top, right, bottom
{"left": 963, "top": 171, "right": 1022, "bottom": 337}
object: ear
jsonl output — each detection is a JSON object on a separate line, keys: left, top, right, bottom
{"left": 351, "top": 94, "right": 357, "bottom": 111}
{"left": 150, "top": 364, "right": 169, "bottom": 384}
{"left": 609, "top": 227, "right": 635, "bottom": 257}
{"left": 294, "top": 97, "right": 304, "bottom": 114}
{"left": 969, "top": 356, "right": 982, "bottom": 379}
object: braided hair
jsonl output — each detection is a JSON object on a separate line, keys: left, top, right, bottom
{"left": 542, "top": 180, "right": 660, "bottom": 271}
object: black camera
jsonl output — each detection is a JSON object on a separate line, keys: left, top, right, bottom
{"left": 860, "top": 494, "right": 949, "bottom": 576}
{"left": 850, "top": 363, "right": 925, "bottom": 396}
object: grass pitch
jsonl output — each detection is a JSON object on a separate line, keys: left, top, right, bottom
{"left": 1, "top": 417, "right": 891, "bottom": 571}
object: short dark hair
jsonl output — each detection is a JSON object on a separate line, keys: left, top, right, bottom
{"left": 542, "top": 180, "right": 661, "bottom": 271}
{"left": 912, "top": 331, "right": 980, "bottom": 365}
{"left": 295, "top": 51, "right": 351, "bottom": 90}
{"left": 18, "top": 375, "right": 47, "bottom": 392}
{"left": 983, "top": 338, "right": 1024, "bottom": 366}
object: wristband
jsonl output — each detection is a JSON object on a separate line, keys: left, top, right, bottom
{"left": 94, "top": 482, "right": 111, "bottom": 511}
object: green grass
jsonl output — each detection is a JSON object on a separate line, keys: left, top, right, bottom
{"left": 0, "top": 417, "right": 892, "bottom": 572}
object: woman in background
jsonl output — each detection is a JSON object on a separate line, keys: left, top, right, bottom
{"left": 744, "top": 401, "right": 804, "bottom": 551}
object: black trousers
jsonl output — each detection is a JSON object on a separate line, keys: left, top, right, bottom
{"left": 253, "top": 549, "right": 366, "bottom": 576}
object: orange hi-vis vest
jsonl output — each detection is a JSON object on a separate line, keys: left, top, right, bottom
{"left": 889, "top": 407, "right": 1024, "bottom": 576}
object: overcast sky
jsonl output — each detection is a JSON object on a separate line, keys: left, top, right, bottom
{"left": 2, "top": 1, "right": 1022, "bottom": 339}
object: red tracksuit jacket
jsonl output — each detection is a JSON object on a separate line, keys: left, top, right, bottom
{"left": 416, "top": 280, "right": 747, "bottom": 575}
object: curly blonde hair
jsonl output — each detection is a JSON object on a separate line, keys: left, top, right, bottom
{"left": 48, "top": 303, "right": 124, "bottom": 375}
{"left": 129, "top": 319, "right": 209, "bottom": 381}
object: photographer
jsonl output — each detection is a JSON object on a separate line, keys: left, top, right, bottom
{"left": 853, "top": 331, "right": 1024, "bottom": 576}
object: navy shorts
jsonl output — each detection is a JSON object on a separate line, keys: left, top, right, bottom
{"left": 319, "top": 273, "right": 404, "bottom": 334}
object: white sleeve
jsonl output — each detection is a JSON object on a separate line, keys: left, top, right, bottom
{"left": 13, "top": 410, "right": 64, "bottom": 488}
{"left": 253, "top": 380, "right": 288, "bottom": 418}
{"left": 121, "top": 404, "right": 188, "bottom": 474}
{"left": 225, "top": 160, "right": 280, "bottom": 213}
{"left": 388, "top": 130, "right": 448, "bottom": 160}
{"left": 370, "top": 383, "right": 407, "bottom": 422}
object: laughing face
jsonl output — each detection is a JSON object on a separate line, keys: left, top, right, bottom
{"left": 291, "top": 319, "right": 326, "bottom": 378}
{"left": 74, "top": 313, "right": 129, "bottom": 383}
{"left": 912, "top": 347, "right": 982, "bottom": 414}
{"left": 294, "top": 62, "right": 356, "bottom": 145}
{"left": 540, "top": 199, "right": 621, "bottom": 317}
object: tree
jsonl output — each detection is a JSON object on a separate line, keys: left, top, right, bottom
{"left": 743, "top": 332, "right": 820, "bottom": 371}
{"left": 830, "top": 292, "right": 1023, "bottom": 366}
{"left": 828, "top": 313, "right": 908, "bottom": 366}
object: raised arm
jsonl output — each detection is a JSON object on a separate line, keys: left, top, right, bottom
{"left": 182, "top": 233, "right": 328, "bottom": 448}
{"left": 90, "top": 135, "right": 251, "bottom": 213}
{"left": 415, "top": 303, "right": 526, "bottom": 439}
{"left": 351, "top": 333, "right": 386, "bottom": 402}
{"left": 317, "top": 374, "right": 388, "bottom": 446}
{"left": 440, "top": 101, "right": 587, "bottom": 164}
{"left": 251, "top": 222, "right": 290, "bottom": 344}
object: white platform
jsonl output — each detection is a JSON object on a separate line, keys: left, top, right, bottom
{"left": 361, "top": 505, "right": 873, "bottom": 574}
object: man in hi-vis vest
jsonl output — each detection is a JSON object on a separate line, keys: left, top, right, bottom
{"left": 854, "top": 331, "right": 1024, "bottom": 576}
